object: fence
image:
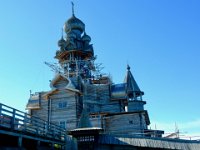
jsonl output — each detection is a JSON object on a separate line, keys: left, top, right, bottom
{"left": 0, "top": 103, "right": 66, "bottom": 142}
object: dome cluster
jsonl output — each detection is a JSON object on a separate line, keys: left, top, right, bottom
{"left": 56, "top": 14, "right": 93, "bottom": 58}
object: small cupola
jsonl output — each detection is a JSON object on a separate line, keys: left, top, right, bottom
{"left": 58, "top": 36, "right": 66, "bottom": 48}
{"left": 82, "top": 32, "right": 91, "bottom": 42}
{"left": 124, "top": 65, "right": 144, "bottom": 100}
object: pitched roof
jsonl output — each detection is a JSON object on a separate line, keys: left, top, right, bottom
{"left": 124, "top": 65, "right": 144, "bottom": 97}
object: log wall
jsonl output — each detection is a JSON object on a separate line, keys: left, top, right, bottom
{"left": 29, "top": 77, "right": 149, "bottom": 135}
{"left": 105, "top": 113, "right": 147, "bottom": 135}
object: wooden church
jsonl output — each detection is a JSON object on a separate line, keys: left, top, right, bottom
{"left": 26, "top": 3, "right": 164, "bottom": 147}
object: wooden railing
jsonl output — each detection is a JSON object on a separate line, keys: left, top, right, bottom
{"left": 0, "top": 103, "right": 66, "bottom": 142}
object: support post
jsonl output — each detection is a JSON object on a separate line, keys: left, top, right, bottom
{"left": 24, "top": 113, "right": 28, "bottom": 131}
{"left": 18, "top": 136, "right": 23, "bottom": 148}
{"left": 51, "top": 142, "right": 54, "bottom": 149}
{"left": 11, "top": 109, "right": 16, "bottom": 130}
{"left": 37, "top": 141, "right": 41, "bottom": 148}
{"left": 0, "top": 104, "right": 2, "bottom": 125}
{"left": 0, "top": 103, "right": 2, "bottom": 116}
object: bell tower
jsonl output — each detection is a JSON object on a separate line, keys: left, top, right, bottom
{"left": 124, "top": 65, "right": 146, "bottom": 112}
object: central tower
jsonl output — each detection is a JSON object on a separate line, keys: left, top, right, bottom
{"left": 55, "top": 4, "right": 95, "bottom": 79}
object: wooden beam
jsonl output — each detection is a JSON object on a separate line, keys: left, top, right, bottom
{"left": 18, "top": 136, "right": 22, "bottom": 148}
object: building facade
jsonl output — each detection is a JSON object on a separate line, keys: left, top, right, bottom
{"left": 26, "top": 6, "right": 163, "bottom": 138}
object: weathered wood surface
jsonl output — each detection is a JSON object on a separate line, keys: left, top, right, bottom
{"left": 98, "top": 134, "right": 200, "bottom": 150}
{"left": 28, "top": 78, "right": 151, "bottom": 136}
{"left": 104, "top": 113, "right": 147, "bottom": 135}
{"left": 31, "top": 98, "right": 48, "bottom": 121}
{"left": 84, "top": 84, "right": 122, "bottom": 113}
{"left": 53, "top": 76, "right": 68, "bottom": 89}
{"left": 30, "top": 89, "right": 79, "bottom": 130}
{"left": 128, "top": 100, "right": 145, "bottom": 111}
{"left": 0, "top": 103, "right": 66, "bottom": 142}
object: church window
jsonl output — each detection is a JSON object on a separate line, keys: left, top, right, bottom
{"left": 58, "top": 102, "right": 67, "bottom": 109}
{"left": 58, "top": 103, "right": 62, "bottom": 108}
{"left": 63, "top": 102, "right": 67, "bottom": 107}
{"left": 129, "top": 120, "right": 133, "bottom": 124}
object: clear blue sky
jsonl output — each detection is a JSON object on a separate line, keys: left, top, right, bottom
{"left": 0, "top": 0, "right": 200, "bottom": 139}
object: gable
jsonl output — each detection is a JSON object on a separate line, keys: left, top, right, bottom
{"left": 51, "top": 74, "right": 69, "bottom": 89}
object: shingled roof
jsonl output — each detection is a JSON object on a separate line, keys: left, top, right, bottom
{"left": 124, "top": 65, "right": 144, "bottom": 99}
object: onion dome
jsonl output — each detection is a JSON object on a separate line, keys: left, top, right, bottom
{"left": 82, "top": 32, "right": 91, "bottom": 42}
{"left": 64, "top": 15, "right": 85, "bottom": 33}
{"left": 67, "top": 31, "right": 76, "bottom": 39}
{"left": 58, "top": 36, "right": 66, "bottom": 47}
